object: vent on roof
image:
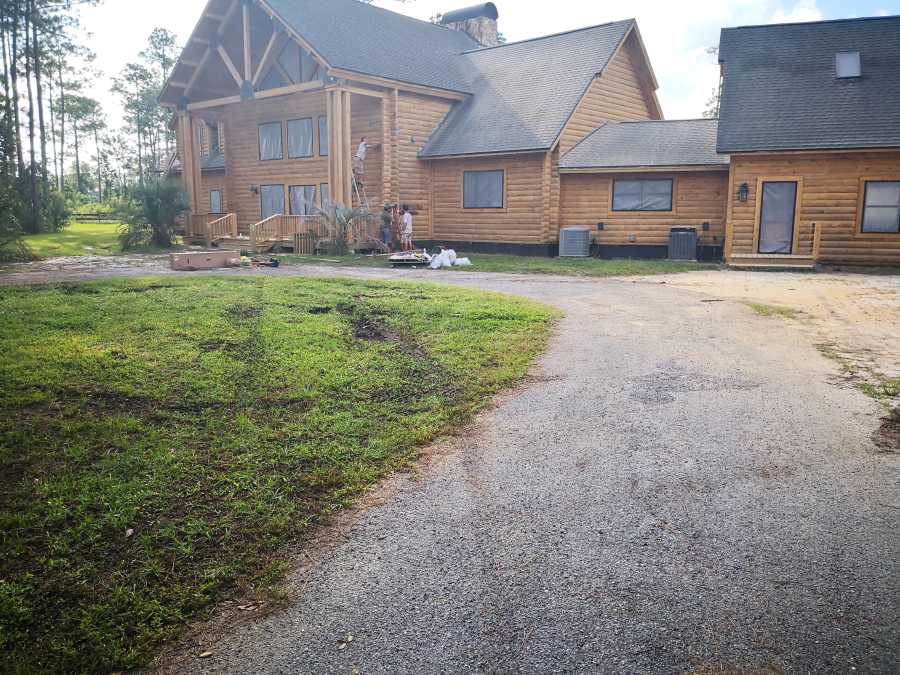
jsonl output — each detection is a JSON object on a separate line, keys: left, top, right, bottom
{"left": 835, "top": 51, "right": 861, "bottom": 78}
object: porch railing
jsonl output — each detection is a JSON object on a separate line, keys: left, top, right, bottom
{"left": 249, "top": 214, "right": 379, "bottom": 253}
{"left": 207, "top": 213, "right": 238, "bottom": 243}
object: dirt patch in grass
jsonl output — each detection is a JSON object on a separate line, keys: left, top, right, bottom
{"left": 0, "top": 276, "right": 554, "bottom": 673}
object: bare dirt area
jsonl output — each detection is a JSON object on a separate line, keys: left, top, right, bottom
{"left": 657, "top": 268, "right": 900, "bottom": 387}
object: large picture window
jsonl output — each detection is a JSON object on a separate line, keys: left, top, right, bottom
{"left": 260, "top": 184, "right": 285, "bottom": 220}
{"left": 463, "top": 170, "right": 504, "bottom": 209}
{"left": 287, "top": 118, "right": 313, "bottom": 159}
{"left": 258, "top": 122, "right": 283, "bottom": 161}
{"left": 289, "top": 185, "right": 317, "bottom": 216}
{"left": 612, "top": 179, "right": 673, "bottom": 212}
{"left": 318, "top": 116, "right": 329, "bottom": 157}
{"left": 861, "top": 181, "right": 900, "bottom": 233}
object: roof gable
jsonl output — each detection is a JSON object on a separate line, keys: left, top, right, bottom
{"left": 421, "top": 20, "right": 636, "bottom": 157}
{"left": 717, "top": 15, "right": 900, "bottom": 152}
{"left": 264, "top": 0, "right": 479, "bottom": 93}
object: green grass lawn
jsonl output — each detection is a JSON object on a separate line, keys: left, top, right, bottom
{"left": 22, "top": 221, "right": 184, "bottom": 259}
{"left": 280, "top": 253, "right": 717, "bottom": 277}
{"left": 23, "top": 220, "right": 123, "bottom": 258}
{"left": 0, "top": 277, "right": 554, "bottom": 672}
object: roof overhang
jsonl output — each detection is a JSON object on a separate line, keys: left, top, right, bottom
{"left": 720, "top": 145, "right": 900, "bottom": 156}
{"left": 560, "top": 163, "right": 730, "bottom": 174}
{"left": 420, "top": 147, "right": 549, "bottom": 160}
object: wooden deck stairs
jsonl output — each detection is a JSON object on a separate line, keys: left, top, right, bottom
{"left": 193, "top": 212, "right": 384, "bottom": 254}
{"left": 727, "top": 224, "right": 822, "bottom": 271}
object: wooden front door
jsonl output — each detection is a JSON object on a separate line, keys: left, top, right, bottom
{"left": 758, "top": 181, "right": 798, "bottom": 254}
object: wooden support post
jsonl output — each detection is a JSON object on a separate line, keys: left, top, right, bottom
{"left": 218, "top": 45, "right": 244, "bottom": 87}
{"left": 391, "top": 89, "right": 400, "bottom": 205}
{"left": 343, "top": 90, "right": 352, "bottom": 207}
{"left": 381, "top": 96, "right": 392, "bottom": 206}
{"left": 178, "top": 112, "right": 201, "bottom": 217}
{"left": 242, "top": 0, "right": 252, "bottom": 83}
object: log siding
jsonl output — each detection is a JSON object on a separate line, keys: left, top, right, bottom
{"left": 221, "top": 91, "right": 329, "bottom": 234}
{"left": 431, "top": 154, "right": 546, "bottom": 243}
{"left": 726, "top": 151, "right": 900, "bottom": 265}
{"left": 559, "top": 170, "right": 728, "bottom": 248}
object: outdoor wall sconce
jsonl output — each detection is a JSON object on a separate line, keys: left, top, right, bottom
{"left": 597, "top": 222, "right": 605, "bottom": 231}
{"left": 250, "top": 185, "right": 259, "bottom": 194}
{"left": 702, "top": 221, "right": 710, "bottom": 231}
{"left": 737, "top": 182, "right": 750, "bottom": 202}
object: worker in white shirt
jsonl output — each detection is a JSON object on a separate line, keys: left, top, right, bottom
{"left": 401, "top": 204, "right": 413, "bottom": 251}
{"left": 353, "top": 137, "right": 368, "bottom": 177}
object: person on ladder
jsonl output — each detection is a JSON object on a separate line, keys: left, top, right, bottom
{"left": 354, "top": 137, "right": 381, "bottom": 180}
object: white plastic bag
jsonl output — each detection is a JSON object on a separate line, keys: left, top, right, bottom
{"left": 454, "top": 257, "right": 472, "bottom": 266}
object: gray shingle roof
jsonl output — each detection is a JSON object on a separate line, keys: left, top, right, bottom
{"left": 169, "top": 150, "right": 226, "bottom": 174}
{"left": 265, "top": 0, "right": 480, "bottom": 93}
{"left": 560, "top": 119, "right": 728, "bottom": 170}
{"left": 420, "top": 20, "right": 635, "bottom": 157}
{"left": 717, "top": 15, "right": 900, "bottom": 152}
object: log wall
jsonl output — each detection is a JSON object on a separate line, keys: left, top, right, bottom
{"left": 431, "top": 154, "right": 546, "bottom": 243}
{"left": 727, "top": 151, "right": 900, "bottom": 265}
{"left": 558, "top": 33, "right": 659, "bottom": 155}
{"left": 199, "top": 171, "right": 228, "bottom": 214}
{"left": 559, "top": 170, "right": 728, "bottom": 247}
{"left": 350, "top": 93, "right": 384, "bottom": 208}
{"left": 221, "top": 90, "right": 329, "bottom": 233}
{"left": 395, "top": 92, "right": 454, "bottom": 237}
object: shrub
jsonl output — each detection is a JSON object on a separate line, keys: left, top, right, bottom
{"left": 117, "top": 180, "right": 188, "bottom": 250}
{"left": 40, "top": 190, "right": 71, "bottom": 233}
{"left": 0, "top": 186, "right": 33, "bottom": 262}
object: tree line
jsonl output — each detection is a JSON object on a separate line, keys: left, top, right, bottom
{"left": 1, "top": 0, "right": 181, "bottom": 250}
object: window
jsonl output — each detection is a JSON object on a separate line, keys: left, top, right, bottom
{"left": 209, "top": 190, "right": 223, "bottom": 214}
{"left": 258, "top": 122, "right": 283, "bottom": 161}
{"left": 317, "top": 117, "right": 329, "bottom": 156}
{"left": 260, "top": 184, "right": 285, "bottom": 220}
{"left": 289, "top": 185, "right": 317, "bottom": 216}
{"left": 463, "top": 170, "right": 504, "bottom": 209}
{"left": 861, "top": 181, "right": 900, "bottom": 233}
{"left": 320, "top": 183, "right": 330, "bottom": 209}
{"left": 612, "top": 179, "right": 673, "bottom": 212}
{"left": 836, "top": 51, "right": 861, "bottom": 78}
{"left": 287, "top": 118, "right": 313, "bottom": 159}
{"left": 300, "top": 49, "right": 321, "bottom": 83}
{"left": 208, "top": 125, "right": 220, "bottom": 154}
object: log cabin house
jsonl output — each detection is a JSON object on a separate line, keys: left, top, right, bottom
{"left": 164, "top": 2, "right": 900, "bottom": 266}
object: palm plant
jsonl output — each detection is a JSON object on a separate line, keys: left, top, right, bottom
{"left": 315, "top": 203, "right": 373, "bottom": 255}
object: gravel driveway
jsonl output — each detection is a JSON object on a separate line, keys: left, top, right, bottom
{"left": 2, "top": 258, "right": 898, "bottom": 672}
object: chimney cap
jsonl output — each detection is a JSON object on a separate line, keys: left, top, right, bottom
{"left": 440, "top": 3, "right": 499, "bottom": 24}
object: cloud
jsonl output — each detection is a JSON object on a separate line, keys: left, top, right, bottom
{"left": 771, "top": 0, "right": 824, "bottom": 23}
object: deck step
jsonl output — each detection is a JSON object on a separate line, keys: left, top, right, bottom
{"left": 728, "top": 255, "right": 817, "bottom": 271}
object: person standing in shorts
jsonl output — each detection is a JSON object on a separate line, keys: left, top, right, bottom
{"left": 401, "top": 205, "right": 413, "bottom": 251}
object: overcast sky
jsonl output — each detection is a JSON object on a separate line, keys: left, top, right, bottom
{"left": 78, "top": 0, "right": 899, "bottom": 129}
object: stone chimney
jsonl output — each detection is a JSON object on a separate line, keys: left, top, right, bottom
{"left": 440, "top": 3, "right": 500, "bottom": 48}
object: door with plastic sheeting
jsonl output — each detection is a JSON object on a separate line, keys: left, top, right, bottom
{"left": 758, "top": 181, "right": 798, "bottom": 254}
